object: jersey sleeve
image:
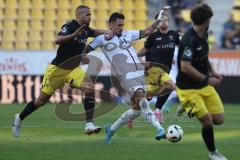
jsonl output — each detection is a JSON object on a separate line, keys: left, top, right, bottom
{"left": 174, "top": 32, "right": 181, "bottom": 46}
{"left": 86, "top": 27, "right": 95, "bottom": 37}
{"left": 128, "top": 30, "right": 141, "bottom": 41}
{"left": 144, "top": 35, "right": 154, "bottom": 49}
{"left": 88, "top": 35, "right": 103, "bottom": 49}
{"left": 58, "top": 22, "right": 73, "bottom": 36}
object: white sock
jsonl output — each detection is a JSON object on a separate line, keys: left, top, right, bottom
{"left": 110, "top": 109, "right": 140, "bottom": 132}
{"left": 139, "top": 98, "right": 164, "bottom": 131}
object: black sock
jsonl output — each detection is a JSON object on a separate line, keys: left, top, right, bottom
{"left": 84, "top": 92, "right": 95, "bottom": 123}
{"left": 19, "top": 100, "right": 38, "bottom": 121}
{"left": 202, "top": 127, "right": 216, "bottom": 152}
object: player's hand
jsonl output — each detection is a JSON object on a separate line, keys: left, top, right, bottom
{"left": 81, "top": 54, "right": 90, "bottom": 64}
{"left": 211, "top": 72, "right": 223, "bottom": 81}
{"left": 73, "top": 24, "right": 87, "bottom": 36}
{"left": 157, "top": 6, "right": 171, "bottom": 21}
{"left": 104, "top": 30, "right": 114, "bottom": 40}
{"left": 207, "top": 77, "right": 221, "bottom": 87}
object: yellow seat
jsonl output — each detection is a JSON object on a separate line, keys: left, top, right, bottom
{"left": 109, "top": 0, "right": 122, "bottom": 12}
{"left": 134, "top": 21, "right": 147, "bottom": 29}
{"left": 19, "top": 0, "right": 32, "bottom": 9}
{"left": 30, "top": 20, "right": 43, "bottom": 31}
{"left": 17, "top": 20, "right": 29, "bottom": 31}
{"left": 3, "top": 20, "right": 16, "bottom": 31}
{"left": 96, "top": 10, "right": 108, "bottom": 20}
{"left": 95, "top": 21, "right": 107, "bottom": 29}
{"left": 5, "top": 0, "right": 18, "bottom": 9}
{"left": 232, "top": 10, "right": 240, "bottom": 22}
{"left": 135, "top": 11, "right": 147, "bottom": 21}
{"left": 83, "top": 0, "right": 96, "bottom": 10}
{"left": 57, "top": 19, "right": 70, "bottom": 31}
{"left": 134, "top": 39, "right": 145, "bottom": 51}
{"left": 234, "top": 0, "right": 240, "bottom": 7}
{"left": 0, "top": 9, "right": 4, "bottom": 20}
{"left": 122, "top": 0, "right": 134, "bottom": 11}
{"left": 41, "top": 42, "right": 55, "bottom": 50}
{"left": 18, "top": 9, "right": 31, "bottom": 20}
{"left": 59, "top": 0, "right": 71, "bottom": 10}
{"left": 96, "top": 0, "right": 109, "bottom": 10}
{"left": 15, "top": 41, "right": 28, "bottom": 50}
{"left": 2, "top": 31, "right": 15, "bottom": 42}
{"left": 31, "top": 9, "right": 44, "bottom": 20}
{"left": 43, "top": 31, "right": 55, "bottom": 41}
{"left": 32, "top": 0, "right": 44, "bottom": 9}
{"left": 16, "top": 31, "right": 29, "bottom": 41}
{"left": 45, "top": 0, "right": 57, "bottom": 10}
{"left": 29, "top": 31, "right": 42, "bottom": 42}
{"left": 1, "top": 41, "right": 14, "bottom": 50}
{"left": 44, "top": 10, "right": 57, "bottom": 20}
{"left": 122, "top": 10, "right": 134, "bottom": 21}
{"left": 0, "top": 20, "right": 2, "bottom": 30}
{"left": 0, "top": 0, "right": 5, "bottom": 9}
{"left": 134, "top": 0, "right": 147, "bottom": 11}
{"left": 71, "top": 0, "right": 83, "bottom": 8}
{"left": 125, "top": 21, "right": 134, "bottom": 29}
{"left": 29, "top": 42, "right": 41, "bottom": 50}
{"left": 4, "top": 9, "right": 17, "bottom": 20}
{"left": 43, "top": 20, "right": 56, "bottom": 31}
{"left": 57, "top": 10, "right": 70, "bottom": 20}
{"left": 181, "top": 9, "right": 191, "bottom": 22}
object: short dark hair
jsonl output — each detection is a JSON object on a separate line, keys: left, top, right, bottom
{"left": 191, "top": 3, "right": 213, "bottom": 25}
{"left": 76, "top": 5, "right": 90, "bottom": 13}
{"left": 109, "top": 12, "right": 125, "bottom": 23}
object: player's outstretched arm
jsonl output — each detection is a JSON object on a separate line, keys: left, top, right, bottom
{"left": 140, "top": 20, "right": 160, "bottom": 38}
{"left": 137, "top": 47, "right": 149, "bottom": 57}
{"left": 55, "top": 24, "right": 87, "bottom": 45}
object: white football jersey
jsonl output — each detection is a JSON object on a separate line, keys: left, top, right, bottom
{"left": 89, "top": 30, "right": 144, "bottom": 78}
{"left": 169, "top": 46, "right": 179, "bottom": 83}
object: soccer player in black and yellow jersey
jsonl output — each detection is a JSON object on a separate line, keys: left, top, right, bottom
{"left": 12, "top": 5, "right": 111, "bottom": 137}
{"left": 176, "top": 4, "right": 227, "bottom": 160}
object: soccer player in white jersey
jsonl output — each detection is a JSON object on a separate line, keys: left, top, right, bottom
{"left": 82, "top": 12, "right": 167, "bottom": 144}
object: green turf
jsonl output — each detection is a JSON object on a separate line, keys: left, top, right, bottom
{"left": 0, "top": 103, "right": 239, "bottom": 160}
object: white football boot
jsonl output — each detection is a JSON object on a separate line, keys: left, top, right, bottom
{"left": 12, "top": 114, "right": 22, "bottom": 138}
{"left": 209, "top": 150, "right": 228, "bottom": 160}
{"left": 84, "top": 122, "right": 101, "bottom": 135}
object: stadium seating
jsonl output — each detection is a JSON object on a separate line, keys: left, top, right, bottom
{"left": 0, "top": 0, "right": 148, "bottom": 50}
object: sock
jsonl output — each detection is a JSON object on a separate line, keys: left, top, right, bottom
{"left": 202, "top": 127, "right": 216, "bottom": 152}
{"left": 162, "top": 100, "right": 173, "bottom": 113}
{"left": 139, "top": 98, "right": 164, "bottom": 131}
{"left": 19, "top": 100, "right": 37, "bottom": 121}
{"left": 84, "top": 92, "right": 95, "bottom": 123}
{"left": 110, "top": 109, "right": 140, "bottom": 132}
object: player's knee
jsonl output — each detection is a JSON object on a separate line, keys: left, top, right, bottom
{"left": 213, "top": 117, "right": 224, "bottom": 125}
{"left": 35, "top": 98, "right": 47, "bottom": 108}
{"left": 200, "top": 114, "right": 214, "bottom": 128}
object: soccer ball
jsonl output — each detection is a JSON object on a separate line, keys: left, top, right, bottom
{"left": 166, "top": 125, "right": 184, "bottom": 143}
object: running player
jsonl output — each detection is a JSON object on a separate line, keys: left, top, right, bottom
{"left": 138, "top": 13, "right": 181, "bottom": 122}
{"left": 82, "top": 12, "right": 168, "bottom": 144}
{"left": 12, "top": 5, "right": 112, "bottom": 137}
{"left": 176, "top": 4, "right": 227, "bottom": 160}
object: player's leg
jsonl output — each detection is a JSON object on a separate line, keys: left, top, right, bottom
{"left": 66, "top": 68, "right": 101, "bottom": 134}
{"left": 12, "top": 65, "right": 66, "bottom": 137}
{"left": 105, "top": 108, "right": 141, "bottom": 144}
{"left": 202, "top": 86, "right": 227, "bottom": 160}
{"left": 203, "top": 86, "right": 225, "bottom": 125}
{"left": 133, "top": 89, "right": 166, "bottom": 140}
{"left": 162, "top": 91, "right": 179, "bottom": 113}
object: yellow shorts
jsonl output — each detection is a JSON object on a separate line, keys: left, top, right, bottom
{"left": 145, "top": 67, "right": 171, "bottom": 95}
{"left": 177, "top": 85, "right": 224, "bottom": 118}
{"left": 41, "top": 65, "right": 86, "bottom": 95}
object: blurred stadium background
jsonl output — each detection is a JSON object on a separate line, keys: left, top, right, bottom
{"left": 0, "top": 1, "right": 240, "bottom": 160}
